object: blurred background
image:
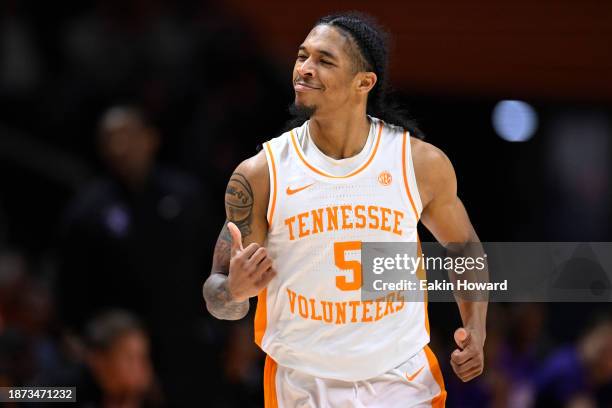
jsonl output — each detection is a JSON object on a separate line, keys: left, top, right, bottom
{"left": 1, "top": 0, "right": 611, "bottom": 406}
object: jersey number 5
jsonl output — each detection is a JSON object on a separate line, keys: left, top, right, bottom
{"left": 333, "top": 241, "right": 362, "bottom": 291}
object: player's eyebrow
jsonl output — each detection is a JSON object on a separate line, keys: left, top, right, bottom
{"left": 298, "top": 45, "right": 338, "bottom": 61}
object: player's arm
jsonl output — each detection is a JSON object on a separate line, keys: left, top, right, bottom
{"left": 203, "top": 151, "right": 275, "bottom": 320}
{"left": 412, "top": 138, "right": 488, "bottom": 382}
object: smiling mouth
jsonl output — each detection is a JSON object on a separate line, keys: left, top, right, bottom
{"left": 294, "top": 81, "right": 321, "bottom": 91}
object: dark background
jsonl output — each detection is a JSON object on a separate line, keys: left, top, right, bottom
{"left": 1, "top": 0, "right": 611, "bottom": 406}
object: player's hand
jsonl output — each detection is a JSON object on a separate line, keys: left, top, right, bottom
{"left": 450, "top": 327, "right": 485, "bottom": 382}
{"left": 225, "top": 222, "right": 276, "bottom": 303}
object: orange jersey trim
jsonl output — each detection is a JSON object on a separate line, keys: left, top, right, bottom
{"left": 425, "top": 345, "right": 447, "bottom": 407}
{"left": 263, "top": 355, "right": 278, "bottom": 408}
{"left": 264, "top": 142, "right": 278, "bottom": 227}
{"left": 289, "top": 121, "right": 384, "bottom": 179}
{"left": 254, "top": 288, "right": 267, "bottom": 348}
{"left": 401, "top": 131, "right": 420, "bottom": 221}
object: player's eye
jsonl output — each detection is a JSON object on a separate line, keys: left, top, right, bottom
{"left": 320, "top": 60, "right": 333, "bottom": 66}
{"left": 297, "top": 54, "right": 308, "bottom": 61}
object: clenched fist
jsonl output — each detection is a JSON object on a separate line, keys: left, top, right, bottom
{"left": 450, "top": 327, "right": 485, "bottom": 382}
{"left": 226, "top": 222, "right": 277, "bottom": 303}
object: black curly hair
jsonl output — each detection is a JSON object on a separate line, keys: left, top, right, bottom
{"left": 287, "top": 11, "right": 423, "bottom": 138}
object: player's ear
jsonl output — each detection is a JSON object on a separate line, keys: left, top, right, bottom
{"left": 355, "top": 71, "right": 377, "bottom": 94}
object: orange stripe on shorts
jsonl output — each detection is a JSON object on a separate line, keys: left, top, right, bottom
{"left": 263, "top": 354, "right": 278, "bottom": 408}
{"left": 425, "top": 345, "right": 447, "bottom": 407}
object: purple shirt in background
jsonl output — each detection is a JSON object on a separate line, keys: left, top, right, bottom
{"left": 533, "top": 346, "right": 588, "bottom": 406}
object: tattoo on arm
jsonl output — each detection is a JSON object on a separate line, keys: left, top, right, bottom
{"left": 204, "top": 171, "right": 256, "bottom": 320}
{"left": 212, "top": 220, "right": 231, "bottom": 275}
{"left": 203, "top": 273, "right": 249, "bottom": 320}
{"left": 225, "top": 172, "right": 254, "bottom": 238}
{"left": 204, "top": 221, "right": 249, "bottom": 320}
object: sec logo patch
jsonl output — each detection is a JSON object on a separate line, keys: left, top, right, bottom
{"left": 378, "top": 171, "right": 392, "bottom": 186}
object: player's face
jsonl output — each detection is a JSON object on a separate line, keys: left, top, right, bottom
{"left": 293, "top": 25, "right": 359, "bottom": 113}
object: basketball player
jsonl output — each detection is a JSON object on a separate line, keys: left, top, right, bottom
{"left": 203, "top": 13, "right": 487, "bottom": 407}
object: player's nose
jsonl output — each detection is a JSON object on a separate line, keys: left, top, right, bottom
{"left": 297, "top": 57, "right": 315, "bottom": 78}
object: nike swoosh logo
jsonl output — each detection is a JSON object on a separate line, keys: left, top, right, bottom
{"left": 286, "top": 183, "right": 314, "bottom": 195}
{"left": 405, "top": 365, "right": 425, "bottom": 382}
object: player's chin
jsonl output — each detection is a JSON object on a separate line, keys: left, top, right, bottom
{"left": 294, "top": 92, "right": 316, "bottom": 105}
{"left": 293, "top": 97, "right": 317, "bottom": 112}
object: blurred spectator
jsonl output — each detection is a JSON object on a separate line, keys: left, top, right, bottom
{"left": 56, "top": 310, "right": 164, "bottom": 408}
{"left": 0, "top": 250, "right": 62, "bottom": 387}
{"left": 532, "top": 316, "right": 612, "bottom": 407}
{"left": 500, "top": 304, "right": 551, "bottom": 407}
{"left": 57, "top": 105, "right": 213, "bottom": 404}
{"left": 545, "top": 112, "right": 612, "bottom": 241}
{"left": 208, "top": 318, "right": 264, "bottom": 408}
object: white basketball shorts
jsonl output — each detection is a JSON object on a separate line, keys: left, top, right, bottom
{"left": 263, "top": 346, "right": 447, "bottom": 408}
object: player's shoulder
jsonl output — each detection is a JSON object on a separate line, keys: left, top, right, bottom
{"left": 232, "top": 124, "right": 297, "bottom": 187}
{"left": 410, "top": 137, "right": 456, "bottom": 205}
{"left": 233, "top": 149, "right": 269, "bottom": 186}
{"left": 410, "top": 137, "right": 454, "bottom": 176}
{"left": 226, "top": 150, "right": 270, "bottom": 218}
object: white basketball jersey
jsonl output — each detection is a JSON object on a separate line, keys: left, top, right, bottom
{"left": 256, "top": 117, "right": 430, "bottom": 381}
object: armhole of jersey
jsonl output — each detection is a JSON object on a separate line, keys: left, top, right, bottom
{"left": 401, "top": 131, "right": 423, "bottom": 220}
{"left": 263, "top": 141, "right": 278, "bottom": 228}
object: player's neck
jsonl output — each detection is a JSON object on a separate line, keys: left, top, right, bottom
{"left": 308, "top": 110, "right": 370, "bottom": 160}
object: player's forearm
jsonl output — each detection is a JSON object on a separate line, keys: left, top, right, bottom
{"left": 204, "top": 220, "right": 250, "bottom": 320}
{"left": 449, "top": 236, "right": 488, "bottom": 345}
{"left": 457, "top": 300, "right": 487, "bottom": 344}
{"left": 203, "top": 273, "right": 250, "bottom": 320}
